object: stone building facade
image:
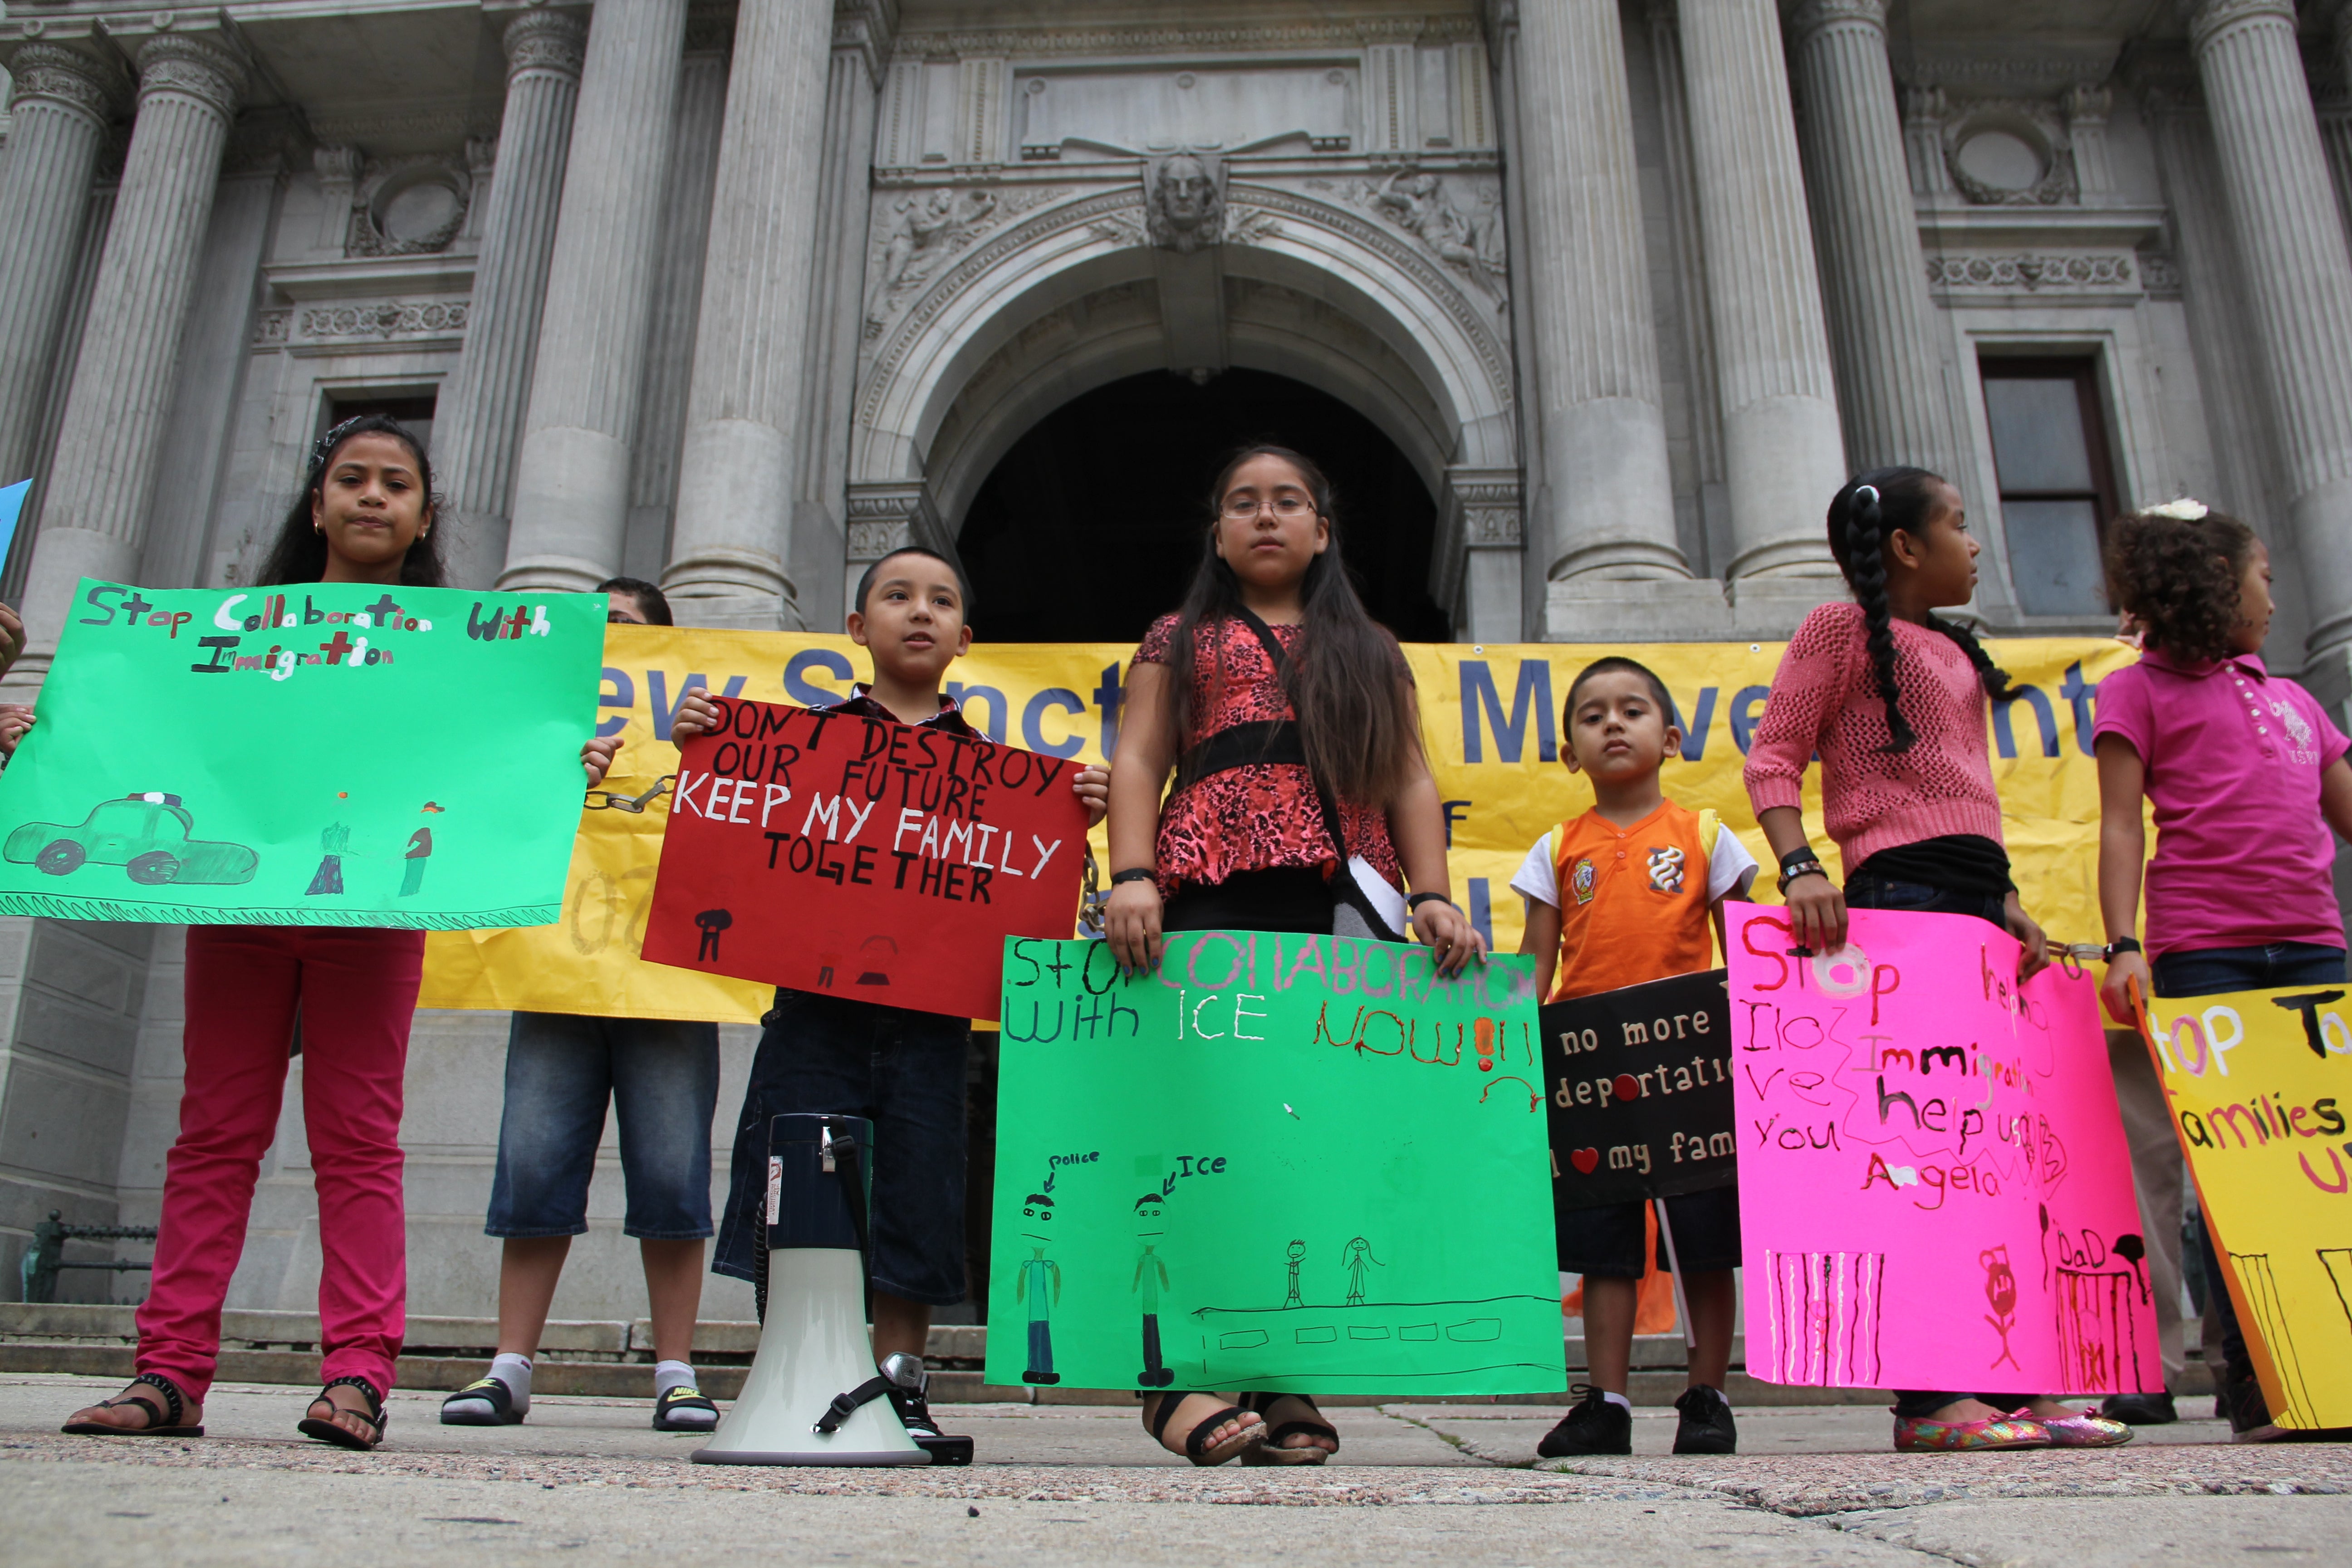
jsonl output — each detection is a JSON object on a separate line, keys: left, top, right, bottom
{"left": 2, "top": 0, "right": 2350, "bottom": 1319}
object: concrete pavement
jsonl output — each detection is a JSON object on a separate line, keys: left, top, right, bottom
{"left": 5, "top": 1375, "right": 2346, "bottom": 1566}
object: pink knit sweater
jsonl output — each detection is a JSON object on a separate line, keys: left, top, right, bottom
{"left": 1743, "top": 603, "right": 2005, "bottom": 872}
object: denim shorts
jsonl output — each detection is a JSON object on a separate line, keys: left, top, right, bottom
{"left": 711, "top": 989, "right": 971, "bottom": 1306}
{"left": 1558, "top": 1186, "right": 1741, "bottom": 1278}
{"left": 485, "top": 1012, "right": 720, "bottom": 1240}
{"left": 1841, "top": 871, "right": 2006, "bottom": 929}
{"left": 2151, "top": 941, "right": 2346, "bottom": 998}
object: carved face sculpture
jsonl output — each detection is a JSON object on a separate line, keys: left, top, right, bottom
{"left": 1160, "top": 156, "right": 1211, "bottom": 229}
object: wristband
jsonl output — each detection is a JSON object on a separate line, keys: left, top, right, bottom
{"left": 2103, "top": 936, "right": 2142, "bottom": 960}
{"left": 1108, "top": 868, "right": 1157, "bottom": 887}
{"left": 1778, "top": 845, "right": 1823, "bottom": 875}
{"left": 1406, "top": 892, "right": 1454, "bottom": 912}
{"left": 1777, "top": 862, "right": 1827, "bottom": 895}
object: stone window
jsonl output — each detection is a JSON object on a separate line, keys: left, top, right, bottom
{"left": 1980, "top": 356, "right": 2118, "bottom": 618}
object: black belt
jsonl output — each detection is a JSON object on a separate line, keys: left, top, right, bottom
{"left": 1172, "top": 719, "right": 1306, "bottom": 794}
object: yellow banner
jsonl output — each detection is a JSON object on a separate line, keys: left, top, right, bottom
{"left": 421, "top": 627, "right": 2132, "bottom": 1022}
{"left": 2141, "top": 988, "right": 2352, "bottom": 1430}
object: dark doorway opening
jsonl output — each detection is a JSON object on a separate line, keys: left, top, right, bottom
{"left": 956, "top": 368, "right": 1447, "bottom": 643}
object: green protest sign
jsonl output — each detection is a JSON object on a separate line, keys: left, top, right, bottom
{"left": 983, "top": 933, "right": 1566, "bottom": 1396}
{"left": 0, "top": 578, "right": 603, "bottom": 927}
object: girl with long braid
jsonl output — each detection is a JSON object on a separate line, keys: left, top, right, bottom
{"left": 1743, "top": 467, "right": 2130, "bottom": 1453}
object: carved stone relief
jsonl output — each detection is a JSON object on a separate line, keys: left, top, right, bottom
{"left": 1143, "top": 152, "right": 1225, "bottom": 252}
{"left": 863, "top": 186, "right": 1069, "bottom": 337}
{"left": 1308, "top": 167, "right": 1507, "bottom": 300}
{"left": 252, "top": 299, "right": 471, "bottom": 349}
{"left": 1939, "top": 98, "right": 2078, "bottom": 207}
{"left": 1922, "top": 253, "right": 2134, "bottom": 293}
{"left": 345, "top": 154, "right": 475, "bottom": 257}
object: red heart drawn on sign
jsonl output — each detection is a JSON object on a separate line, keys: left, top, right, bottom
{"left": 1569, "top": 1147, "right": 1600, "bottom": 1175}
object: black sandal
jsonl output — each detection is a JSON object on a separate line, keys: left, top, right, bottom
{"left": 1143, "top": 1392, "right": 1265, "bottom": 1466}
{"left": 62, "top": 1371, "right": 203, "bottom": 1437}
{"left": 1239, "top": 1391, "right": 1338, "bottom": 1465}
{"left": 298, "top": 1375, "right": 388, "bottom": 1451}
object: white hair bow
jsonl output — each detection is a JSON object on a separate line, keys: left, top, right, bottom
{"left": 2145, "top": 497, "right": 2209, "bottom": 520}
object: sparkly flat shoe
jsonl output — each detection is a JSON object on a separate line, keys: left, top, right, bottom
{"left": 1891, "top": 1408, "right": 2051, "bottom": 1451}
{"left": 2035, "top": 1406, "right": 2133, "bottom": 1448}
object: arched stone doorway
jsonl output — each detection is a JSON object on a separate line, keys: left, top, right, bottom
{"left": 957, "top": 368, "right": 1446, "bottom": 643}
{"left": 845, "top": 167, "right": 1524, "bottom": 640}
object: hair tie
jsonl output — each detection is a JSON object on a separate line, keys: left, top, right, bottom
{"left": 2146, "top": 497, "right": 2208, "bottom": 521}
{"left": 1852, "top": 484, "right": 1880, "bottom": 508}
{"left": 309, "top": 415, "right": 370, "bottom": 478}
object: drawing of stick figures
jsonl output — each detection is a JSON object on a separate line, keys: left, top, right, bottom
{"left": 1134, "top": 1194, "right": 1173, "bottom": 1387}
{"left": 306, "top": 820, "right": 348, "bottom": 896}
{"left": 1981, "top": 1243, "right": 2022, "bottom": 1373}
{"left": 1342, "top": 1237, "right": 1382, "bottom": 1306}
{"left": 1016, "top": 1238, "right": 1062, "bottom": 1386}
{"left": 399, "top": 803, "right": 441, "bottom": 897}
{"left": 1283, "top": 1240, "right": 1306, "bottom": 1308}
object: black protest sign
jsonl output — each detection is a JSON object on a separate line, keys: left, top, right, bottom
{"left": 1544, "top": 969, "right": 1735, "bottom": 1211}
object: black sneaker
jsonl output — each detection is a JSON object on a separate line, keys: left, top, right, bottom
{"left": 887, "top": 1379, "right": 974, "bottom": 1465}
{"left": 1672, "top": 1383, "right": 1737, "bottom": 1454}
{"left": 1537, "top": 1384, "right": 1632, "bottom": 1457}
{"left": 2220, "top": 1368, "right": 2282, "bottom": 1441}
{"left": 2099, "top": 1391, "right": 2177, "bottom": 1425}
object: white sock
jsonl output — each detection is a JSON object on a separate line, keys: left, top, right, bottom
{"left": 1600, "top": 1390, "right": 1632, "bottom": 1411}
{"left": 491, "top": 1352, "right": 533, "bottom": 1412}
{"left": 654, "top": 1360, "right": 697, "bottom": 1397}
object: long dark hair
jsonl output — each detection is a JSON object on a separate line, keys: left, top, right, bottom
{"left": 1826, "top": 467, "right": 2015, "bottom": 753}
{"left": 2104, "top": 505, "right": 2259, "bottom": 663}
{"left": 255, "top": 414, "right": 447, "bottom": 588}
{"left": 1159, "top": 445, "right": 1416, "bottom": 805}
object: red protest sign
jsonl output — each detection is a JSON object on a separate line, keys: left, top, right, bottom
{"left": 641, "top": 697, "right": 1087, "bottom": 1020}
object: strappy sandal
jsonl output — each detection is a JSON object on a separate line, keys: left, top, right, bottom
{"left": 61, "top": 1371, "right": 203, "bottom": 1437}
{"left": 298, "top": 1375, "right": 388, "bottom": 1451}
{"left": 1144, "top": 1392, "right": 1266, "bottom": 1466}
{"left": 1238, "top": 1391, "right": 1338, "bottom": 1465}
{"left": 440, "top": 1376, "right": 523, "bottom": 1426}
{"left": 652, "top": 1385, "right": 720, "bottom": 1431}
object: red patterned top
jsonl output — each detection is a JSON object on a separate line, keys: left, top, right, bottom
{"left": 1134, "top": 613, "right": 1407, "bottom": 896}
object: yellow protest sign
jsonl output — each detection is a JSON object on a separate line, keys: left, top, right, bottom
{"left": 422, "top": 628, "right": 2132, "bottom": 1022}
{"left": 2141, "top": 987, "right": 2352, "bottom": 1430}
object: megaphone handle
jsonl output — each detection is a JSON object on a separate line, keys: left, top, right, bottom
{"left": 813, "top": 1373, "right": 897, "bottom": 1434}
{"left": 830, "top": 1133, "right": 873, "bottom": 1264}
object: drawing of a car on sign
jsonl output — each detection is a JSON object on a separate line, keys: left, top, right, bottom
{"left": 5, "top": 793, "right": 259, "bottom": 886}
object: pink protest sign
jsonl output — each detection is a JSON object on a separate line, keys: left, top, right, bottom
{"left": 1727, "top": 904, "right": 2159, "bottom": 1395}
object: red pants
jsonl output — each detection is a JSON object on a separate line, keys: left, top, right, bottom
{"left": 136, "top": 926, "right": 424, "bottom": 1404}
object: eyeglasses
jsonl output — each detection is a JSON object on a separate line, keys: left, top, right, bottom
{"left": 1221, "top": 495, "right": 1315, "bottom": 521}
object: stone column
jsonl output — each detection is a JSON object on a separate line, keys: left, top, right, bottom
{"left": 1509, "top": 0, "right": 1685, "bottom": 581}
{"left": 662, "top": 0, "right": 837, "bottom": 626}
{"left": 497, "top": 0, "right": 686, "bottom": 593}
{"left": 0, "top": 44, "right": 121, "bottom": 497}
{"left": 788, "top": 1, "right": 895, "bottom": 622}
{"left": 431, "top": 7, "right": 586, "bottom": 590}
{"left": 2192, "top": 0, "right": 2352, "bottom": 664}
{"left": 1677, "top": 0, "right": 1846, "bottom": 577}
{"left": 10, "top": 33, "right": 244, "bottom": 690}
{"left": 1785, "top": 0, "right": 1959, "bottom": 481}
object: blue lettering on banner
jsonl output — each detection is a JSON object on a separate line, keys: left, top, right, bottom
{"left": 1460, "top": 659, "right": 1556, "bottom": 764}
{"left": 1021, "top": 687, "right": 1086, "bottom": 758}
{"left": 2058, "top": 661, "right": 2099, "bottom": 756}
{"left": 597, "top": 667, "right": 635, "bottom": 738}
{"left": 784, "top": 647, "right": 854, "bottom": 707}
{"left": 1669, "top": 688, "right": 1718, "bottom": 762}
{"left": 946, "top": 681, "right": 1007, "bottom": 742}
{"left": 1992, "top": 686, "right": 2060, "bottom": 760}
{"left": 1467, "top": 877, "right": 1495, "bottom": 952}
{"left": 1729, "top": 686, "right": 1771, "bottom": 755}
{"left": 1093, "top": 662, "right": 1123, "bottom": 759}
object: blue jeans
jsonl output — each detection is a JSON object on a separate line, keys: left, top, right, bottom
{"left": 2151, "top": 941, "right": 2347, "bottom": 1395}
{"left": 711, "top": 990, "right": 971, "bottom": 1305}
{"left": 1843, "top": 873, "right": 2028, "bottom": 1419}
{"left": 485, "top": 1012, "right": 720, "bottom": 1240}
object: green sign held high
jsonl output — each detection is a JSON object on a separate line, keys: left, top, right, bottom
{"left": 983, "top": 933, "right": 1567, "bottom": 1397}
{"left": 0, "top": 578, "right": 603, "bottom": 928}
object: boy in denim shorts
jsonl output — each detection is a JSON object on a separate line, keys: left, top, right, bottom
{"left": 445, "top": 579, "right": 723, "bottom": 1433}
{"left": 671, "top": 548, "right": 1106, "bottom": 1448}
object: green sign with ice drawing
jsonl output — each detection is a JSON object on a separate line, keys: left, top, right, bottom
{"left": 0, "top": 578, "right": 603, "bottom": 927}
{"left": 983, "top": 934, "right": 1567, "bottom": 1396}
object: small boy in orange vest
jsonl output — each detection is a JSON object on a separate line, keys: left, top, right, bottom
{"left": 1514, "top": 657, "right": 1757, "bottom": 1458}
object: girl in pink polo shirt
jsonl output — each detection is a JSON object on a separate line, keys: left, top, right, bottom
{"left": 2094, "top": 500, "right": 2352, "bottom": 1440}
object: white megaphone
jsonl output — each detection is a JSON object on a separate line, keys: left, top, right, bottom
{"left": 693, "top": 1112, "right": 935, "bottom": 1466}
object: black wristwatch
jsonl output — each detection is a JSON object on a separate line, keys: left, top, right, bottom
{"left": 1407, "top": 892, "right": 1454, "bottom": 912}
{"left": 1108, "top": 867, "right": 1157, "bottom": 887}
{"left": 2103, "top": 936, "right": 2143, "bottom": 960}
